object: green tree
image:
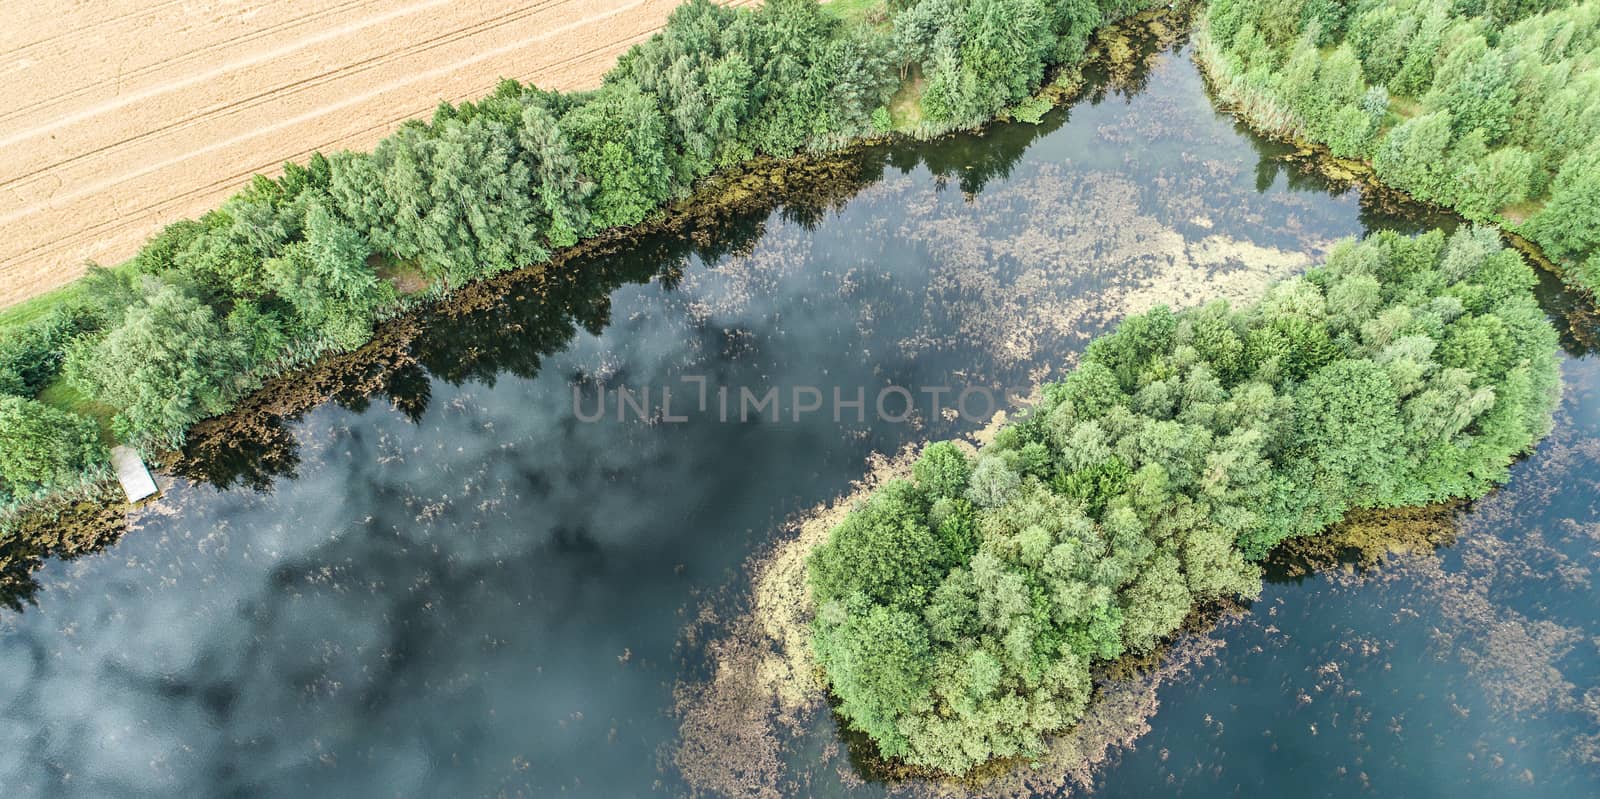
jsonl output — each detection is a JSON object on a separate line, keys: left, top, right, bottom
{"left": 1318, "top": 44, "right": 1367, "bottom": 114}
{"left": 0, "top": 306, "right": 95, "bottom": 396}
{"left": 918, "top": 0, "right": 1055, "bottom": 124}
{"left": 1390, "top": 1, "right": 1449, "bottom": 96}
{"left": 1291, "top": 358, "right": 1404, "bottom": 511}
{"left": 1529, "top": 142, "right": 1600, "bottom": 265}
{"left": 265, "top": 200, "right": 396, "bottom": 350}
{"left": 813, "top": 604, "right": 934, "bottom": 758}
{"left": 1117, "top": 550, "right": 1190, "bottom": 652}
{"left": 914, "top": 441, "right": 973, "bottom": 499}
{"left": 561, "top": 83, "right": 677, "bottom": 230}
{"left": 417, "top": 115, "right": 547, "bottom": 285}
{"left": 809, "top": 479, "right": 941, "bottom": 608}
{"left": 1428, "top": 45, "right": 1515, "bottom": 144}
{"left": 1278, "top": 32, "right": 1325, "bottom": 126}
{"left": 327, "top": 149, "right": 399, "bottom": 256}
{"left": 1299, "top": 0, "right": 1352, "bottom": 45}
{"left": 64, "top": 281, "right": 248, "bottom": 448}
{"left": 1349, "top": 6, "right": 1415, "bottom": 86}
{"left": 1048, "top": 0, "right": 1106, "bottom": 63}
{"left": 0, "top": 397, "right": 106, "bottom": 496}
{"left": 170, "top": 211, "right": 271, "bottom": 300}
{"left": 1452, "top": 143, "right": 1538, "bottom": 219}
{"left": 1206, "top": 0, "right": 1252, "bottom": 48}
{"left": 519, "top": 103, "right": 593, "bottom": 247}
{"left": 1374, "top": 110, "right": 1455, "bottom": 201}
{"left": 333, "top": 125, "right": 434, "bottom": 263}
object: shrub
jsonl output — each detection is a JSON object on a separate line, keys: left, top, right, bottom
{"left": 64, "top": 282, "right": 248, "bottom": 448}
{"left": 0, "top": 397, "right": 106, "bottom": 497}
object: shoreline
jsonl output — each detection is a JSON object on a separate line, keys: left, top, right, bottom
{"left": 0, "top": 0, "right": 763, "bottom": 308}
{"left": 0, "top": 8, "right": 1191, "bottom": 576}
{"left": 1188, "top": 18, "right": 1599, "bottom": 350}
{"left": 670, "top": 427, "right": 1464, "bottom": 798}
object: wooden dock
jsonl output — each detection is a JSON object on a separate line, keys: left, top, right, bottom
{"left": 110, "top": 446, "right": 158, "bottom": 503}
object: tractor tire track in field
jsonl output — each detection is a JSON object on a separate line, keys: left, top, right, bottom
{"left": 0, "top": 0, "right": 739, "bottom": 307}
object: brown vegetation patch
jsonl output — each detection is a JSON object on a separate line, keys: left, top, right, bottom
{"left": 0, "top": 481, "right": 127, "bottom": 610}
{"left": 669, "top": 433, "right": 1247, "bottom": 798}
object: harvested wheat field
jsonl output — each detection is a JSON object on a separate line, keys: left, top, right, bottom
{"left": 0, "top": 0, "right": 753, "bottom": 308}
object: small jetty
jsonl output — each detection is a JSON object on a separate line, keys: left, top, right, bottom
{"left": 110, "top": 446, "right": 159, "bottom": 503}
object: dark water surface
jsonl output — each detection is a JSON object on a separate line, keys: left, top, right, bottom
{"left": 1, "top": 40, "right": 1596, "bottom": 798}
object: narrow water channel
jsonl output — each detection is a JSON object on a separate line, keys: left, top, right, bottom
{"left": 0, "top": 33, "right": 1594, "bottom": 799}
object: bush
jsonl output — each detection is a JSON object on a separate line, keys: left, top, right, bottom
{"left": 64, "top": 281, "right": 248, "bottom": 449}
{"left": 264, "top": 199, "right": 395, "bottom": 350}
{"left": 0, "top": 306, "right": 97, "bottom": 397}
{"left": 0, "top": 397, "right": 106, "bottom": 498}
{"left": 1529, "top": 142, "right": 1600, "bottom": 265}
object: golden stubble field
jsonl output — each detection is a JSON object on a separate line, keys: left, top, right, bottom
{"left": 0, "top": 0, "right": 751, "bottom": 307}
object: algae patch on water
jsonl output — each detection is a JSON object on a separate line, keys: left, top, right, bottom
{"left": 669, "top": 423, "right": 1247, "bottom": 798}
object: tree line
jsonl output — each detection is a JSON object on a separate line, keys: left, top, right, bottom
{"left": 1200, "top": 0, "right": 1600, "bottom": 296}
{"left": 807, "top": 228, "right": 1561, "bottom": 774}
{"left": 0, "top": 0, "right": 1160, "bottom": 510}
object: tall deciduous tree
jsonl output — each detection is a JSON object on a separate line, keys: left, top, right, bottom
{"left": 0, "top": 397, "right": 105, "bottom": 496}
{"left": 265, "top": 199, "right": 395, "bottom": 350}
{"left": 65, "top": 281, "right": 248, "bottom": 448}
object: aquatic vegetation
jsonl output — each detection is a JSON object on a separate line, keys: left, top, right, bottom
{"left": 2, "top": 12, "right": 1595, "bottom": 792}
{"left": 807, "top": 228, "right": 1562, "bottom": 774}
{"left": 0, "top": 480, "right": 126, "bottom": 611}
{"left": 674, "top": 434, "right": 1244, "bottom": 799}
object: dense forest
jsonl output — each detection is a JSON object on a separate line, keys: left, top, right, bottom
{"left": 0, "top": 0, "right": 1165, "bottom": 513}
{"left": 1199, "top": 0, "right": 1600, "bottom": 295}
{"left": 807, "top": 229, "right": 1561, "bottom": 774}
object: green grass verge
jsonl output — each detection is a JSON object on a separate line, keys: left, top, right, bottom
{"left": 0, "top": 283, "right": 90, "bottom": 333}
{"left": 889, "top": 74, "right": 927, "bottom": 131}
{"left": 824, "top": 0, "right": 889, "bottom": 28}
{"left": 36, "top": 378, "right": 119, "bottom": 445}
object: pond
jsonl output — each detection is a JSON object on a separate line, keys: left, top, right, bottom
{"left": 0, "top": 30, "right": 1595, "bottom": 799}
